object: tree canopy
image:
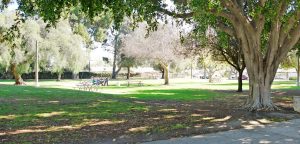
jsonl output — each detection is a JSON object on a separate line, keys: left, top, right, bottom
{"left": 0, "top": 10, "right": 88, "bottom": 83}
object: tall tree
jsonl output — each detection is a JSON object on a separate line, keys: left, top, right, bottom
{"left": 0, "top": 11, "right": 43, "bottom": 84}
{"left": 41, "top": 20, "right": 88, "bottom": 81}
{"left": 107, "top": 20, "right": 132, "bottom": 79}
{"left": 208, "top": 31, "right": 246, "bottom": 92}
{"left": 182, "top": 0, "right": 300, "bottom": 110}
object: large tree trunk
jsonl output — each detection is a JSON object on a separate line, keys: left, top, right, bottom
{"left": 126, "top": 66, "right": 130, "bottom": 80}
{"left": 245, "top": 71, "right": 275, "bottom": 111}
{"left": 242, "top": 40, "right": 279, "bottom": 111}
{"left": 229, "top": 15, "right": 282, "bottom": 111}
{"left": 11, "top": 64, "right": 24, "bottom": 85}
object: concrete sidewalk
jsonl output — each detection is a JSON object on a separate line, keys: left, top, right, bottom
{"left": 144, "top": 119, "right": 300, "bottom": 144}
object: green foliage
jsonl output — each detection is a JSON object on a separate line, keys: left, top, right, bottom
{"left": 14, "top": 0, "right": 165, "bottom": 31}
{"left": 281, "top": 50, "right": 298, "bottom": 70}
{"left": 68, "top": 6, "right": 112, "bottom": 44}
{"left": 0, "top": 43, "right": 11, "bottom": 70}
{"left": 40, "top": 20, "right": 88, "bottom": 74}
{"left": 120, "top": 55, "right": 138, "bottom": 68}
{"left": 0, "top": 10, "right": 89, "bottom": 80}
{"left": 0, "top": 11, "right": 43, "bottom": 75}
{"left": 73, "top": 23, "right": 91, "bottom": 44}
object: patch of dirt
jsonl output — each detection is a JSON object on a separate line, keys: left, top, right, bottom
{"left": 1, "top": 90, "right": 300, "bottom": 144}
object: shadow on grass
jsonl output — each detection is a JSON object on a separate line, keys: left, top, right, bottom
{"left": 0, "top": 84, "right": 147, "bottom": 131}
{"left": 0, "top": 83, "right": 232, "bottom": 137}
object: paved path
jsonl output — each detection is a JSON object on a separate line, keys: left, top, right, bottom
{"left": 144, "top": 119, "right": 300, "bottom": 144}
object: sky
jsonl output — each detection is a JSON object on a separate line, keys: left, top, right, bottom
{"left": 6, "top": 0, "right": 18, "bottom": 11}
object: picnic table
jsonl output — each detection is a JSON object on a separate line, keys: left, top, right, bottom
{"left": 92, "top": 77, "right": 109, "bottom": 86}
{"left": 75, "top": 81, "right": 100, "bottom": 91}
{"left": 75, "top": 77, "right": 109, "bottom": 91}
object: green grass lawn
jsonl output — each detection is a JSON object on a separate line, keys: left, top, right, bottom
{"left": 0, "top": 78, "right": 298, "bottom": 136}
{"left": 0, "top": 84, "right": 148, "bottom": 131}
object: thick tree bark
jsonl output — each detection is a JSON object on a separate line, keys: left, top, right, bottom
{"left": 245, "top": 71, "right": 275, "bottom": 111}
{"left": 126, "top": 66, "right": 130, "bottom": 80}
{"left": 243, "top": 46, "right": 279, "bottom": 111}
{"left": 10, "top": 64, "right": 24, "bottom": 85}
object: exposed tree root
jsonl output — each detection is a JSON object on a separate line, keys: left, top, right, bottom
{"left": 244, "top": 102, "right": 280, "bottom": 112}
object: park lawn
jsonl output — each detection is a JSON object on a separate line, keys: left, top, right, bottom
{"left": 0, "top": 85, "right": 148, "bottom": 131}
{"left": 0, "top": 81, "right": 230, "bottom": 131}
{"left": 0, "top": 79, "right": 299, "bottom": 143}
{"left": 0, "top": 81, "right": 236, "bottom": 143}
{"left": 120, "top": 88, "right": 225, "bottom": 101}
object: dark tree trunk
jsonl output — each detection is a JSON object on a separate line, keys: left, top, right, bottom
{"left": 161, "top": 69, "right": 164, "bottom": 79}
{"left": 112, "top": 66, "right": 122, "bottom": 79}
{"left": 112, "top": 34, "right": 119, "bottom": 79}
{"left": 11, "top": 64, "right": 24, "bottom": 85}
{"left": 126, "top": 66, "right": 130, "bottom": 80}
{"left": 237, "top": 69, "right": 244, "bottom": 92}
